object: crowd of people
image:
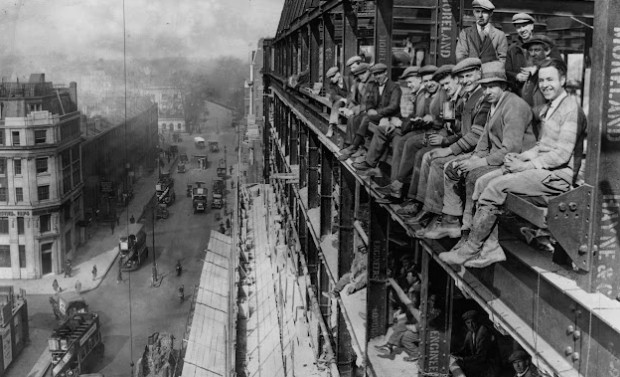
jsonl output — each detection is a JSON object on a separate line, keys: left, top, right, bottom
{"left": 324, "top": 0, "right": 585, "bottom": 270}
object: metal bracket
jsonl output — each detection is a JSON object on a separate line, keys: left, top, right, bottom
{"left": 547, "top": 184, "right": 593, "bottom": 271}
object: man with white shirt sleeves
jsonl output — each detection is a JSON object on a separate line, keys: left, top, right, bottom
{"left": 440, "top": 58, "right": 585, "bottom": 267}
{"left": 455, "top": 0, "right": 508, "bottom": 64}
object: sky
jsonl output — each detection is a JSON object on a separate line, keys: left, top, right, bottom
{"left": 0, "top": 0, "right": 284, "bottom": 62}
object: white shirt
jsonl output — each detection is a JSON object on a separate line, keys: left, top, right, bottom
{"left": 545, "top": 90, "right": 568, "bottom": 121}
{"left": 379, "top": 83, "right": 385, "bottom": 96}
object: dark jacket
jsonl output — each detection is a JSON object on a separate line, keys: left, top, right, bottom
{"left": 367, "top": 79, "right": 402, "bottom": 122}
{"left": 454, "top": 325, "right": 500, "bottom": 377}
{"left": 327, "top": 79, "right": 350, "bottom": 106}
{"left": 474, "top": 91, "right": 536, "bottom": 165}
{"left": 506, "top": 41, "right": 562, "bottom": 92}
{"left": 456, "top": 25, "right": 508, "bottom": 64}
{"left": 449, "top": 85, "right": 491, "bottom": 155}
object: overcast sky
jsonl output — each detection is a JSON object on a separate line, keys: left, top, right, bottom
{"left": 0, "top": 0, "right": 284, "bottom": 61}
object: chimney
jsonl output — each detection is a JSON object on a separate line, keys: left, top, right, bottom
{"left": 69, "top": 82, "right": 78, "bottom": 109}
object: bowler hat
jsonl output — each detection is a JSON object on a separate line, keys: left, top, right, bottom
{"left": 399, "top": 66, "right": 420, "bottom": 79}
{"left": 326, "top": 66, "right": 340, "bottom": 79}
{"left": 462, "top": 310, "right": 479, "bottom": 321}
{"left": 478, "top": 61, "right": 507, "bottom": 84}
{"left": 512, "top": 13, "right": 535, "bottom": 24}
{"left": 452, "top": 58, "right": 482, "bottom": 75}
{"left": 433, "top": 64, "right": 456, "bottom": 81}
{"left": 522, "top": 35, "right": 555, "bottom": 50}
{"left": 352, "top": 63, "right": 370, "bottom": 76}
{"left": 472, "top": 0, "right": 495, "bottom": 11}
{"left": 346, "top": 55, "right": 363, "bottom": 67}
{"left": 370, "top": 63, "right": 388, "bottom": 74}
{"left": 509, "top": 350, "right": 530, "bottom": 363}
{"left": 419, "top": 65, "right": 438, "bottom": 76}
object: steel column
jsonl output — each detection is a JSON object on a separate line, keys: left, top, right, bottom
{"left": 308, "top": 133, "right": 320, "bottom": 209}
{"left": 323, "top": 13, "right": 336, "bottom": 90}
{"left": 320, "top": 147, "right": 333, "bottom": 237}
{"left": 367, "top": 201, "right": 389, "bottom": 341}
{"left": 310, "top": 21, "right": 321, "bottom": 86}
{"left": 342, "top": 0, "right": 358, "bottom": 66}
{"left": 290, "top": 117, "right": 299, "bottom": 165}
{"left": 299, "top": 123, "right": 308, "bottom": 189}
{"left": 433, "top": 0, "right": 460, "bottom": 65}
{"left": 374, "top": 0, "right": 393, "bottom": 75}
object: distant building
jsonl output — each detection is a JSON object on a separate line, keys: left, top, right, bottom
{"left": 203, "top": 100, "right": 233, "bottom": 133}
{"left": 142, "top": 87, "right": 186, "bottom": 134}
{"left": 0, "top": 74, "right": 83, "bottom": 279}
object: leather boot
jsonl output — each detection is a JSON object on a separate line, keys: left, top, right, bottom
{"left": 464, "top": 226, "right": 506, "bottom": 268}
{"left": 439, "top": 207, "right": 496, "bottom": 265}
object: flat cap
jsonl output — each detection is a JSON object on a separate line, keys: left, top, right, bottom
{"left": 452, "top": 57, "right": 482, "bottom": 75}
{"left": 419, "top": 65, "right": 438, "bottom": 76}
{"left": 478, "top": 61, "right": 507, "bottom": 84}
{"left": 472, "top": 0, "right": 495, "bottom": 11}
{"left": 462, "top": 310, "right": 479, "bottom": 321}
{"left": 509, "top": 350, "right": 530, "bottom": 363}
{"left": 399, "top": 66, "right": 420, "bottom": 79}
{"left": 326, "top": 66, "right": 340, "bottom": 79}
{"left": 346, "top": 55, "right": 363, "bottom": 67}
{"left": 370, "top": 63, "right": 388, "bottom": 74}
{"left": 522, "top": 34, "right": 555, "bottom": 49}
{"left": 433, "top": 64, "right": 456, "bottom": 81}
{"left": 512, "top": 13, "right": 535, "bottom": 24}
{"left": 352, "top": 63, "right": 370, "bottom": 76}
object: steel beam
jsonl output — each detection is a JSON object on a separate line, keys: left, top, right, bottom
{"left": 299, "top": 122, "right": 308, "bottom": 189}
{"left": 434, "top": 0, "right": 460, "bottom": 65}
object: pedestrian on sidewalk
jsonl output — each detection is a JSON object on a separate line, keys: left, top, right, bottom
{"left": 117, "top": 258, "right": 123, "bottom": 283}
{"left": 92, "top": 265, "right": 98, "bottom": 281}
{"left": 75, "top": 280, "right": 82, "bottom": 293}
{"left": 64, "top": 259, "right": 72, "bottom": 278}
{"left": 130, "top": 214, "right": 136, "bottom": 224}
{"left": 52, "top": 279, "right": 61, "bottom": 293}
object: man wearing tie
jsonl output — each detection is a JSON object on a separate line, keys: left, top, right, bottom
{"left": 455, "top": 0, "right": 508, "bottom": 64}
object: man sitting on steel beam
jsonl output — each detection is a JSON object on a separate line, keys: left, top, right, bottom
{"left": 440, "top": 58, "right": 586, "bottom": 268}
{"left": 325, "top": 66, "right": 351, "bottom": 138}
{"left": 451, "top": 310, "right": 501, "bottom": 377}
{"left": 420, "top": 61, "right": 536, "bottom": 243}
{"left": 342, "top": 63, "right": 402, "bottom": 170}
{"left": 402, "top": 58, "right": 490, "bottom": 226}
{"left": 375, "top": 64, "right": 460, "bottom": 199}
{"left": 508, "top": 350, "right": 540, "bottom": 377}
{"left": 455, "top": 0, "right": 508, "bottom": 64}
{"left": 338, "top": 62, "right": 375, "bottom": 156}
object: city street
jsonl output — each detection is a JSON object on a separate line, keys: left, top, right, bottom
{"left": 6, "top": 111, "right": 239, "bottom": 377}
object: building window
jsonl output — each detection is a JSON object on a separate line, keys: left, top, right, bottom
{"left": 0, "top": 158, "right": 5, "bottom": 176}
{"left": 34, "top": 129, "right": 47, "bottom": 144}
{"left": 37, "top": 185, "right": 50, "bottom": 201}
{"left": 18, "top": 245, "right": 26, "bottom": 268}
{"left": 12, "top": 131, "right": 20, "bottom": 146}
{"left": 0, "top": 130, "right": 4, "bottom": 145}
{"left": 17, "top": 217, "right": 24, "bottom": 234}
{"left": 14, "top": 159, "right": 22, "bottom": 175}
{"left": 0, "top": 218, "right": 8, "bottom": 234}
{"left": 15, "top": 187, "right": 23, "bottom": 202}
{"left": 40, "top": 214, "right": 51, "bottom": 233}
{"left": 36, "top": 157, "right": 48, "bottom": 174}
{"left": 0, "top": 188, "right": 6, "bottom": 202}
{"left": 0, "top": 245, "right": 10, "bottom": 267}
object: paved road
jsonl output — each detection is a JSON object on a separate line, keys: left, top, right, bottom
{"left": 6, "top": 112, "right": 238, "bottom": 377}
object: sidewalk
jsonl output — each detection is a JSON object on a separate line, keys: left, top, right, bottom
{"left": 0, "top": 159, "right": 177, "bottom": 296}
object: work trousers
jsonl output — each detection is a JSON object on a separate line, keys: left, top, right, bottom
{"left": 329, "top": 99, "right": 346, "bottom": 124}
{"left": 478, "top": 169, "right": 571, "bottom": 210}
{"left": 413, "top": 153, "right": 465, "bottom": 214}
{"left": 387, "top": 322, "right": 420, "bottom": 357}
{"left": 366, "top": 128, "right": 403, "bottom": 167}
{"left": 396, "top": 129, "right": 447, "bottom": 185}
{"left": 345, "top": 113, "right": 366, "bottom": 145}
{"left": 390, "top": 130, "right": 426, "bottom": 181}
{"left": 442, "top": 156, "right": 501, "bottom": 229}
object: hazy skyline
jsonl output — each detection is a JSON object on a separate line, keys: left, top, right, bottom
{"left": 0, "top": 0, "right": 283, "bottom": 64}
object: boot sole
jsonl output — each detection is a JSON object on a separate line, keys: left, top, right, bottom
{"left": 423, "top": 228, "right": 461, "bottom": 239}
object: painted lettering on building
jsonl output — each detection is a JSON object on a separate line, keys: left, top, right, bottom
{"left": 607, "top": 27, "right": 620, "bottom": 140}
{"left": 440, "top": 0, "right": 453, "bottom": 59}
{"left": 427, "top": 330, "right": 441, "bottom": 372}
{"left": 599, "top": 194, "right": 620, "bottom": 296}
